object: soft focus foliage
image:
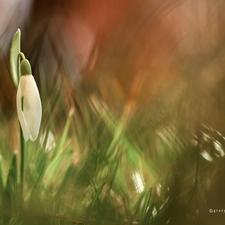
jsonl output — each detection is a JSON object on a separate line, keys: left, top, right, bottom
{"left": 0, "top": 70, "right": 225, "bottom": 224}
{"left": 1, "top": 0, "right": 225, "bottom": 224}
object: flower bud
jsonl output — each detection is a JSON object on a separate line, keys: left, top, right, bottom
{"left": 16, "top": 74, "right": 42, "bottom": 142}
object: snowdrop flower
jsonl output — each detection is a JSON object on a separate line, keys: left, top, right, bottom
{"left": 16, "top": 59, "right": 42, "bottom": 142}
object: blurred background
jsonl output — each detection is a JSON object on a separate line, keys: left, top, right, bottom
{"left": 1, "top": 0, "right": 225, "bottom": 224}
{"left": 1, "top": 0, "right": 225, "bottom": 116}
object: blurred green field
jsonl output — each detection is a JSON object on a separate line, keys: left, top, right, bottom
{"left": 2, "top": 3, "right": 225, "bottom": 222}
{"left": 1, "top": 63, "right": 225, "bottom": 225}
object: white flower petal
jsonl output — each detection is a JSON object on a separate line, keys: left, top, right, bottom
{"left": 17, "top": 78, "right": 30, "bottom": 141}
{"left": 16, "top": 75, "right": 42, "bottom": 142}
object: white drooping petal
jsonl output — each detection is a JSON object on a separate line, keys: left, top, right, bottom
{"left": 16, "top": 75, "right": 42, "bottom": 142}
{"left": 17, "top": 77, "right": 29, "bottom": 141}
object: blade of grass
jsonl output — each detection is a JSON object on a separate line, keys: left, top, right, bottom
{"left": 43, "top": 110, "right": 73, "bottom": 188}
{"left": 34, "top": 163, "right": 45, "bottom": 188}
{"left": 140, "top": 188, "right": 152, "bottom": 225}
{"left": 3, "top": 152, "right": 19, "bottom": 223}
{"left": 85, "top": 182, "right": 106, "bottom": 225}
{"left": 55, "top": 164, "right": 75, "bottom": 198}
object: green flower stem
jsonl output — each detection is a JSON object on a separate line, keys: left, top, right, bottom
{"left": 18, "top": 52, "right": 26, "bottom": 61}
{"left": 18, "top": 51, "right": 26, "bottom": 200}
{"left": 20, "top": 125, "right": 25, "bottom": 199}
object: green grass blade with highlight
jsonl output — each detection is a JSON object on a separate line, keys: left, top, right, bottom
{"left": 85, "top": 182, "right": 106, "bottom": 225}
{"left": 43, "top": 111, "right": 73, "bottom": 189}
{"left": 56, "top": 108, "right": 74, "bottom": 154}
{"left": 34, "top": 163, "right": 45, "bottom": 188}
{"left": 140, "top": 187, "right": 152, "bottom": 225}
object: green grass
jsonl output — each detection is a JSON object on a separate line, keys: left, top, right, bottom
{"left": 1, "top": 66, "right": 225, "bottom": 225}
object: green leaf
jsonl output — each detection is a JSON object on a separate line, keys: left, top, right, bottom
{"left": 34, "top": 163, "right": 45, "bottom": 188}
{"left": 6, "top": 152, "right": 18, "bottom": 189}
{"left": 56, "top": 109, "right": 73, "bottom": 154}
{"left": 140, "top": 187, "right": 152, "bottom": 225}
{"left": 43, "top": 155, "right": 61, "bottom": 189}
{"left": 4, "top": 152, "right": 19, "bottom": 214}
{"left": 55, "top": 164, "right": 74, "bottom": 198}
{"left": 9, "top": 29, "right": 21, "bottom": 88}
{"left": 85, "top": 182, "right": 106, "bottom": 225}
